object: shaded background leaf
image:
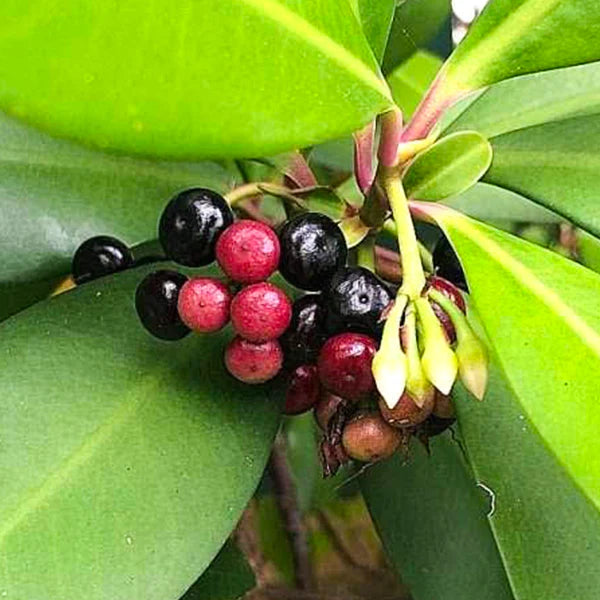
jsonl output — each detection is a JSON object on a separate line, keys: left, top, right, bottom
{"left": 0, "top": 264, "right": 281, "bottom": 600}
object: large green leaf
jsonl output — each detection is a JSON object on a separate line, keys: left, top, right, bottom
{"left": 446, "top": 0, "right": 600, "bottom": 95}
{"left": 0, "top": 1, "right": 391, "bottom": 159}
{"left": 403, "top": 131, "right": 492, "bottom": 200}
{"left": 484, "top": 115, "right": 600, "bottom": 237}
{"left": 443, "top": 183, "right": 559, "bottom": 225}
{"left": 388, "top": 51, "right": 442, "bottom": 119}
{"left": 403, "top": 0, "right": 600, "bottom": 141}
{"left": 349, "top": 0, "right": 396, "bottom": 62}
{"left": 182, "top": 539, "right": 255, "bottom": 600}
{"left": 411, "top": 203, "right": 600, "bottom": 513}
{"left": 0, "top": 111, "right": 235, "bottom": 320}
{"left": 361, "top": 436, "right": 514, "bottom": 600}
{"left": 0, "top": 264, "right": 281, "bottom": 600}
{"left": 382, "top": 0, "right": 451, "bottom": 74}
{"left": 454, "top": 360, "right": 600, "bottom": 600}
{"left": 444, "top": 61, "right": 600, "bottom": 138}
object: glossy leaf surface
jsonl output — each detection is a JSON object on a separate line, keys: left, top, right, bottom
{"left": 0, "top": 265, "right": 281, "bottom": 600}
{"left": 445, "top": 61, "right": 600, "bottom": 138}
{"left": 0, "top": 1, "right": 391, "bottom": 159}
{"left": 484, "top": 115, "right": 600, "bottom": 237}
{"left": 454, "top": 361, "right": 600, "bottom": 600}
{"left": 361, "top": 436, "right": 513, "bottom": 600}
{"left": 404, "top": 131, "right": 492, "bottom": 200}
{"left": 412, "top": 204, "right": 600, "bottom": 512}
{"left": 0, "top": 111, "right": 235, "bottom": 320}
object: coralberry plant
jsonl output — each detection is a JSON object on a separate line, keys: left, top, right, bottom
{"left": 2, "top": 1, "right": 600, "bottom": 600}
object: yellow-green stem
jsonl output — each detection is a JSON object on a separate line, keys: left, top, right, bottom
{"left": 225, "top": 182, "right": 289, "bottom": 207}
{"left": 380, "top": 167, "right": 426, "bottom": 299}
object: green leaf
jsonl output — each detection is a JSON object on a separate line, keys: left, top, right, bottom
{"left": 445, "top": 0, "right": 600, "bottom": 96}
{"left": 361, "top": 436, "right": 514, "bottom": 600}
{"left": 0, "top": 111, "right": 235, "bottom": 321}
{"left": 182, "top": 539, "right": 255, "bottom": 600}
{"left": 382, "top": 0, "right": 451, "bottom": 74}
{"left": 444, "top": 61, "right": 600, "bottom": 138}
{"left": 388, "top": 51, "right": 443, "bottom": 119}
{"left": 0, "top": 1, "right": 391, "bottom": 159}
{"left": 403, "top": 131, "right": 493, "bottom": 200}
{"left": 0, "top": 265, "right": 281, "bottom": 600}
{"left": 484, "top": 115, "right": 600, "bottom": 237}
{"left": 454, "top": 360, "right": 600, "bottom": 600}
{"left": 412, "top": 203, "right": 600, "bottom": 513}
{"left": 578, "top": 229, "right": 600, "bottom": 274}
{"left": 443, "top": 183, "right": 560, "bottom": 225}
{"left": 349, "top": 0, "right": 396, "bottom": 62}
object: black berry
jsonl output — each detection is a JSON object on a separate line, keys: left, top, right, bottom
{"left": 280, "top": 294, "right": 328, "bottom": 369}
{"left": 135, "top": 270, "right": 190, "bottom": 340}
{"left": 278, "top": 213, "right": 347, "bottom": 291}
{"left": 325, "top": 267, "right": 393, "bottom": 337}
{"left": 72, "top": 235, "right": 133, "bottom": 284}
{"left": 159, "top": 188, "right": 233, "bottom": 267}
{"left": 432, "top": 236, "right": 468, "bottom": 291}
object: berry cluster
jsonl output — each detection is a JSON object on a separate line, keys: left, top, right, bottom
{"left": 70, "top": 185, "right": 475, "bottom": 477}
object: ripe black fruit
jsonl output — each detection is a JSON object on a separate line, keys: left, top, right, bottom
{"left": 280, "top": 294, "right": 328, "bottom": 369}
{"left": 432, "top": 236, "right": 468, "bottom": 291}
{"left": 159, "top": 188, "right": 233, "bottom": 267}
{"left": 72, "top": 235, "right": 133, "bottom": 284}
{"left": 325, "top": 267, "right": 393, "bottom": 337}
{"left": 135, "top": 270, "right": 190, "bottom": 340}
{"left": 278, "top": 213, "right": 347, "bottom": 291}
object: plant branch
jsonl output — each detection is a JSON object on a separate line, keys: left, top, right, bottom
{"left": 268, "top": 434, "right": 314, "bottom": 590}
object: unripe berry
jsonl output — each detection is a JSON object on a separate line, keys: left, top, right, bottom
{"left": 230, "top": 282, "right": 292, "bottom": 342}
{"left": 224, "top": 336, "right": 283, "bottom": 384}
{"left": 177, "top": 277, "right": 232, "bottom": 333}
{"left": 216, "top": 220, "right": 280, "bottom": 283}
{"left": 317, "top": 333, "right": 377, "bottom": 401}
{"left": 378, "top": 390, "right": 434, "bottom": 428}
{"left": 342, "top": 412, "right": 402, "bottom": 462}
{"left": 284, "top": 365, "right": 320, "bottom": 415}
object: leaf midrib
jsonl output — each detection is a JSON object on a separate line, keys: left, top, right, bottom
{"left": 0, "top": 392, "right": 148, "bottom": 548}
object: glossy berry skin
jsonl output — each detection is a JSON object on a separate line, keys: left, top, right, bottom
{"left": 427, "top": 275, "right": 467, "bottom": 344}
{"left": 216, "top": 220, "right": 280, "bottom": 283}
{"left": 342, "top": 412, "right": 402, "bottom": 462}
{"left": 317, "top": 333, "right": 377, "bottom": 401}
{"left": 280, "top": 294, "right": 328, "bottom": 369}
{"left": 433, "top": 236, "right": 468, "bottom": 291}
{"left": 325, "top": 267, "right": 393, "bottom": 337}
{"left": 284, "top": 365, "right": 320, "bottom": 415}
{"left": 278, "top": 213, "right": 347, "bottom": 291}
{"left": 135, "top": 270, "right": 190, "bottom": 341}
{"left": 224, "top": 336, "right": 283, "bottom": 384}
{"left": 314, "top": 391, "right": 346, "bottom": 431}
{"left": 378, "top": 391, "right": 434, "bottom": 428}
{"left": 159, "top": 188, "right": 233, "bottom": 267}
{"left": 230, "top": 283, "right": 292, "bottom": 342}
{"left": 72, "top": 235, "right": 133, "bottom": 284}
{"left": 177, "top": 277, "right": 232, "bottom": 333}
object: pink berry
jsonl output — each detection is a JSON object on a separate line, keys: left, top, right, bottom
{"left": 224, "top": 336, "right": 283, "bottom": 384}
{"left": 317, "top": 333, "right": 377, "bottom": 401}
{"left": 230, "top": 282, "right": 292, "bottom": 342}
{"left": 216, "top": 220, "right": 280, "bottom": 283}
{"left": 177, "top": 277, "right": 232, "bottom": 333}
{"left": 284, "top": 365, "right": 320, "bottom": 415}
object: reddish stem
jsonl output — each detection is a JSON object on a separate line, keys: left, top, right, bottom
{"left": 284, "top": 152, "right": 318, "bottom": 189}
{"left": 353, "top": 121, "right": 376, "bottom": 195}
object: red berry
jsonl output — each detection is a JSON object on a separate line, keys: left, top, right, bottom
{"left": 284, "top": 365, "right": 320, "bottom": 415}
{"left": 230, "top": 282, "right": 292, "bottom": 342}
{"left": 177, "top": 277, "right": 232, "bottom": 333}
{"left": 317, "top": 333, "right": 377, "bottom": 401}
{"left": 216, "top": 220, "right": 280, "bottom": 283}
{"left": 427, "top": 276, "right": 466, "bottom": 343}
{"left": 224, "top": 336, "right": 283, "bottom": 384}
